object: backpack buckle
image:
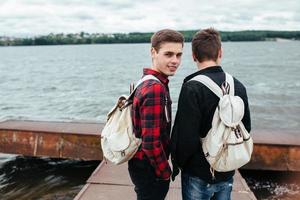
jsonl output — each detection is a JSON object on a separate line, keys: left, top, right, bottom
{"left": 121, "top": 151, "right": 126, "bottom": 157}
{"left": 221, "top": 81, "right": 230, "bottom": 95}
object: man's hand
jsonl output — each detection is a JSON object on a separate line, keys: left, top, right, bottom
{"left": 171, "top": 161, "right": 180, "bottom": 181}
{"left": 171, "top": 167, "right": 179, "bottom": 181}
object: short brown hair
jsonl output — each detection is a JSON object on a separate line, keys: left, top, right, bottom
{"left": 151, "top": 29, "right": 184, "bottom": 52}
{"left": 192, "top": 28, "right": 221, "bottom": 62}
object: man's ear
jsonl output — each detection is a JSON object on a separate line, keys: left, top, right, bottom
{"left": 218, "top": 48, "right": 223, "bottom": 59}
{"left": 151, "top": 47, "right": 156, "bottom": 58}
{"left": 192, "top": 53, "right": 197, "bottom": 62}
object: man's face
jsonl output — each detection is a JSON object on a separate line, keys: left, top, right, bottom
{"left": 151, "top": 42, "right": 183, "bottom": 76}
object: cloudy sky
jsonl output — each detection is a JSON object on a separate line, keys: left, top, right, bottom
{"left": 1, "top": 0, "right": 299, "bottom": 37}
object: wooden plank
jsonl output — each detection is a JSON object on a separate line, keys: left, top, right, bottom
{"left": 75, "top": 162, "right": 181, "bottom": 200}
{"left": 74, "top": 184, "right": 135, "bottom": 200}
{"left": 232, "top": 171, "right": 257, "bottom": 200}
{"left": 75, "top": 184, "right": 181, "bottom": 200}
{"left": 75, "top": 162, "right": 257, "bottom": 200}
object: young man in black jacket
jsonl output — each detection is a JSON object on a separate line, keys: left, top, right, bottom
{"left": 171, "top": 28, "right": 251, "bottom": 200}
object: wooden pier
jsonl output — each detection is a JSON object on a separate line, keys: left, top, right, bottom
{"left": 74, "top": 162, "right": 257, "bottom": 200}
{"left": 1, "top": 120, "right": 300, "bottom": 199}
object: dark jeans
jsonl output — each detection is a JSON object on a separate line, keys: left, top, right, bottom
{"left": 128, "top": 159, "right": 170, "bottom": 200}
{"left": 181, "top": 173, "right": 233, "bottom": 200}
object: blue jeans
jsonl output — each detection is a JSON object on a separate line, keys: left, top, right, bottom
{"left": 128, "top": 159, "right": 170, "bottom": 200}
{"left": 181, "top": 173, "right": 233, "bottom": 200}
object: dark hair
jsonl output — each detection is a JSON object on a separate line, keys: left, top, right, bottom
{"left": 192, "top": 28, "right": 221, "bottom": 62}
{"left": 151, "top": 29, "right": 184, "bottom": 52}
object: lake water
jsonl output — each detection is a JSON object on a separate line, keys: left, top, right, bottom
{"left": 0, "top": 42, "right": 300, "bottom": 199}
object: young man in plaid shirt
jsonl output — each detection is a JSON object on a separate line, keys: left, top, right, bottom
{"left": 128, "top": 29, "right": 184, "bottom": 200}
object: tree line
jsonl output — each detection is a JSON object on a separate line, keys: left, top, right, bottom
{"left": 1, "top": 30, "right": 300, "bottom": 46}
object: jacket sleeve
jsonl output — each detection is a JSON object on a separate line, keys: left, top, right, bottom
{"left": 241, "top": 88, "right": 251, "bottom": 132}
{"left": 234, "top": 78, "right": 251, "bottom": 133}
{"left": 140, "top": 83, "right": 171, "bottom": 180}
{"left": 171, "top": 83, "right": 202, "bottom": 169}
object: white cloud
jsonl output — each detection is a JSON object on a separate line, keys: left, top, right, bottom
{"left": 0, "top": 0, "right": 299, "bottom": 37}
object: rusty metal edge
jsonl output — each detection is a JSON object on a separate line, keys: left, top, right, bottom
{"left": 242, "top": 143, "right": 300, "bottom": 172}
{"left": 0, "top": 129, "right": 102, "bottom": 160}
{"left": 1, "top": 120, "right": 299, "bottom": 146}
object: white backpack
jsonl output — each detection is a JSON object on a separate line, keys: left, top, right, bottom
{"left": 191, "top": 73, "right": 253, "bottom": 176}
{"left": 101, "top": 75, "right": 160, "bottom": 165}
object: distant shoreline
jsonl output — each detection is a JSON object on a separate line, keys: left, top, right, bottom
{"left": 1, "top": 30, "right": 300, "bottom": 46}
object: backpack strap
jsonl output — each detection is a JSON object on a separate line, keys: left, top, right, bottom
{"left": 190, "top": 75, "right": 223, "bottom": 98}
{"left": 109, "top": 75, "right": 161, "bottom": 118}
{"left": 136, "top": 75, "right": 160, "bottom": 88}
{"left": 189, "top": 72, "right": 235, "bottom": 98}
{"left": 127, "top": 75, "right": 160, "bottom": 100}
{"left": 129, "top": 74, "right": 171, "bottom": 122}
{"left": 225, "top": 73, "right": 235, "bottom": 96}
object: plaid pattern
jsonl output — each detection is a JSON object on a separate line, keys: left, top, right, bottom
{"left": 131, "top": 68, "right": 172, "bottom": 180}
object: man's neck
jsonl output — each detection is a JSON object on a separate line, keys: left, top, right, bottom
{"left": 196, "top": 60, "right": 219, "bottom": 70}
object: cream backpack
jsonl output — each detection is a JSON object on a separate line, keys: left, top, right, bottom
{"left": 191, "top": 73, "right": 253, "bottom": 176}
{"left": 101, "top": 75, "right": 160, "bottom": 165}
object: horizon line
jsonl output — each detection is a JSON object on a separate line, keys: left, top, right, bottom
{"left": 1, "top": 29, "right": 300, "bottom": 38}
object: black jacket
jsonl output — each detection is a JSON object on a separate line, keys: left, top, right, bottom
{"left": 171, "top": 66, "right": 251, "bottom": 183}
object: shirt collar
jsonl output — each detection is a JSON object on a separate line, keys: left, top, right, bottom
{"left": 184, "top": 66, "right": 224, "bottom": 83}
{"left": 143, "top": 68, "right": 169, "bottom": 85}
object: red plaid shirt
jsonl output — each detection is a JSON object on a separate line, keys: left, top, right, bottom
{"left": 132, "top": 68, "right": 172, "bottom": 180}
